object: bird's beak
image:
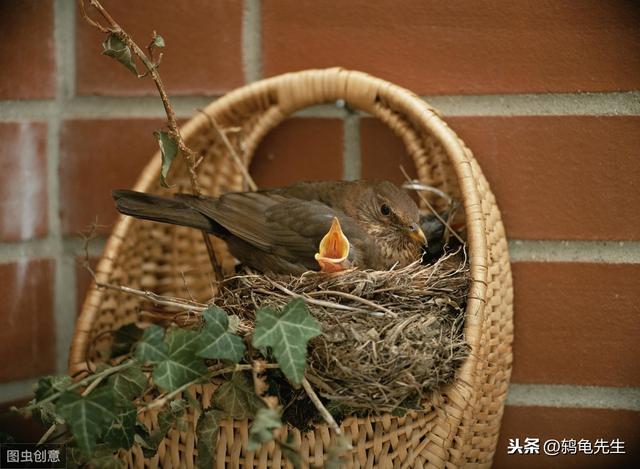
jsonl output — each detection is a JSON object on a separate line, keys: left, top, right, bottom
{"left": 408, "top": 223, "right": 428, "bottom": 246}
{"left": 315, "top": 217, "right": 351, "bottom": 273}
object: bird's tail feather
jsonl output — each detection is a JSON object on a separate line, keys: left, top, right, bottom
{"left": 112, "top": 189, "right": 215, "bottom": 232}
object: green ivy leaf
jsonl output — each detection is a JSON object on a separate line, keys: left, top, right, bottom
{"left": 247, "top": 408, "right": 282, "bottom": 451}
{"left": 153, "top": 400, "right": 187, "bottom": 452}
{"left": 169, "top": 398, "right": 187, "bottom": 415}
{"left": 183, "top": 388, "right": 203, "bottom": 414}
{"left": 90, "top": 455, "right": 124, "bottom": 469}
{"left": 133, "top": 426, "right": 157, "bottom": 459}
{"left": 195, "top": 409, "right": 223, "bottom": 469}
{"left": 252, "top": 298, "right": 321, "bottom": 384}
{"left": 31, "top": 375, "right": 73, "bottom": 425}
{"left": 34, "top": 375, "right": 72, "bottom": 400}
{"left": 213, "top": 372, "right": 260, "bottom": 419}
{"left": 154, "top": 130, "right": 180, "bottom": 188}
{"left": 109, "top": 364, "right": 147, "bottom": 402}
{"left": 102, "top": 33, "right": 138, "bottom": 75}
{"left": 134, "top": 399, "right": 186, "bottom": 459}
{"left": 104, "top": 401, "right": 137, "bottom": 450}
{"left": 68, "top": 444, "right": 120, "bottom": 469}
{"left": 135, "top": 325, "right": 168, "bottom": 364}
{"left": 58, "top": 386, "right": 116, "bottom": 456}
{"left": 279, "top": 434, "right": 302, "bottom": 469}
{"left": 111, "top": 323, "right": 143, "bottom": 358}
{"left": 197, "top": 306, "right": 246, "bottom": 363}
{"left": 152, "top": 34, "right": 165, "bottom": 48}
{"left": 326, "top": 434, "right": 351, "bottom": 469}
{"left": 152, "top": 329, "right": 208, "bottom": 392}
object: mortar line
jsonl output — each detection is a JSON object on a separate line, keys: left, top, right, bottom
{"left": 242, "top": 0, "right": 262, "bottom": 83}
{"left": 0, "top": 96, "right": 221, "bottom": 120}
{"left": 0, "top": 377, "right": 40, "bottom": 404}
{"left": 3, "top": 236, "right": 640, "bottom": 266}
{"left": 52, "top": 0, "right": 78, "bottom": 374}
{"left": 0, "top": 235, "right": 107, "bottom": 263}
{"left": 0, "top": 238, "right": 59, "bottom": 263}
{"left": 424, "top": 91, "right": 640, "bottom": 116}
{"left": 507, "top": 384, "right": 640, "bottom": 411}
{"left": 3, "top": 92, "right": 639, "bottom": 121}
{"left": 509, "top": 240, "right": 640, "bottom": 264}
{"left": 62, "top": 234, "right": 108, "bottom": 258}
{"left": 2, "top": 238, "right": 639, "bottom": 265}
{"left": 343, "top": 111, "right": 361, "bottom": 180}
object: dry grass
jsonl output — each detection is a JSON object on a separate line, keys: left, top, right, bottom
{"left": 215, "top": 248, "right": 470, "bottom": 412}
{"left": 133, "top": 248, "right": 470, "bottom": 415}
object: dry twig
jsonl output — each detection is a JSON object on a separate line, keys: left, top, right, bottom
{"left": 197, "top": 109, "right": 258, "bottom": 192}
{"left": 79, "top": 0, "right": 223, "bottom": 281}
{"left": 399, "top": 165, "right": 465, "bottom": 245}
{"left": 301, "top": 377, "right": 345, "bottom": 438}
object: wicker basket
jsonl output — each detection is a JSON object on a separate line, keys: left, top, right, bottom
{"left": 69, "top": 68, "right": 513, "bottom": 468}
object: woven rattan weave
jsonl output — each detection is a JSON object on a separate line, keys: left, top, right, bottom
{"left": 69, "top": 68, "right": 514, "bottom": 468}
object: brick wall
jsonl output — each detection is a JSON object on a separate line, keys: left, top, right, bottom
{"left": 0, "top": 1, "right": 638, "bottom": 465}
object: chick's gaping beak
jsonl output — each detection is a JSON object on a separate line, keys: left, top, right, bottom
{"left": 315, "top": 217, "right": 351, "bottom": 273}
{"left": 408, "top": 223, "right": 428, "bottom": 246}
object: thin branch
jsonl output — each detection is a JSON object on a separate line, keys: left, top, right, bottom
{"left": 37, "top": 423, "right": 58, "bottom": 445}
{"left": 79, "top": 0, "right": 224, "bottom": 281}
{"left": 78, "top": 0, "right": 109, "bottom": 32}
{"left": 399, "top": 165, "right": 465, "bottom": 245}
{"left": 202, "top": 234, "right": 224, "bottom": 283}
{"left": 261, "top": 282, "right": 386, "bottom": 317}
{"left": 301, "top": 377, "right": 346, "bottom": 440}
{"left": 197, "top": 109, "right": 258, "bottom": 192}
{"left": 402, "top": 181, "right": 453, "bottom": 205}
{"left": 307, "top": 290, "right": 397, "bottom": 318}
{"left": 141, "top": 363, "right": 275, "bottom": 413}
{"left": 23, "top": 361, "right": 135, "bottom": 412}
{"left": 81, "top": 372, "right": 108, "bottom": 396}
{"left": 95, "top": 281, "right": 207, "bottom": 311}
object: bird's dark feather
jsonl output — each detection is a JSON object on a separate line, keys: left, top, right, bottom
{"left": 176, "top": 192, "right": 369, "bottom": 263}
{"left": 112, "top": 180, "right": 422, "bottom": 274}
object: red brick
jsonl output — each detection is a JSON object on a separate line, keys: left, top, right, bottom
{"left": 250, "top": 118, "right": 343, "bottom": 188}
{"left": 0, "top": 122, "right": 48, "bottom": 241}
{"left": 494, "top": 406, "right": 640, "bottom": 468}
{"left": 360, "top": 118, "right": 417, "bottom": 185}
{"left": 263, "top": 0, "right": 640, "bottom": 95}
{"left": 361, "top": 116, "right": 640, "bottom": 241}
{"left": 447, "top": 116, "right": 640, "bottom": 240}
{"left": 59, "top": 118, "right": 164, "bottom": 235}
{"left": 76, "top": 0, "right": 243, "bottom": 96}
{"left": 0, "top": 1, "right": 55, "bottom": 99}
{"left": 511, "top": 262, "right": 640, "bottom": 387}
{"left": 0, "top": 259, "right": 56, "bottom": 383}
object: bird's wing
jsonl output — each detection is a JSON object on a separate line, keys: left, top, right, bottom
{"left": 175, "top": 192, "right": 365, "bottom": 262}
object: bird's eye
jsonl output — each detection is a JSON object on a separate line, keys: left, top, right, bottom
{"left": 380, "top": 204, "right": 391, "bottom": 216}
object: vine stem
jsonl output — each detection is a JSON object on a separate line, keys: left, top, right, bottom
{"left": 37, "top": 423, "right": 58, "bottom": 445}
{"left": 23, "top": 361, "right": 135, "bottom": 412}
{"left": 141, "top": 363, "right": 278, "bottom": 413}
{"left": 79, "top": 0, "right": 223, "bottom": 281}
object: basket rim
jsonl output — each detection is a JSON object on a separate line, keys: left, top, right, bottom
{"left": 70, "top": 67, "right": 490, "bottom": 423}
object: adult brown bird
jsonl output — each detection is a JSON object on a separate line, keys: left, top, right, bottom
{"left": 113, "top": 180, "right": 427, "bottom": 275}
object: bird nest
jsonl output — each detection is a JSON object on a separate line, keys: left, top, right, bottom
{"left": 201, "top": 248, "right": 470, "bottom": 415}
